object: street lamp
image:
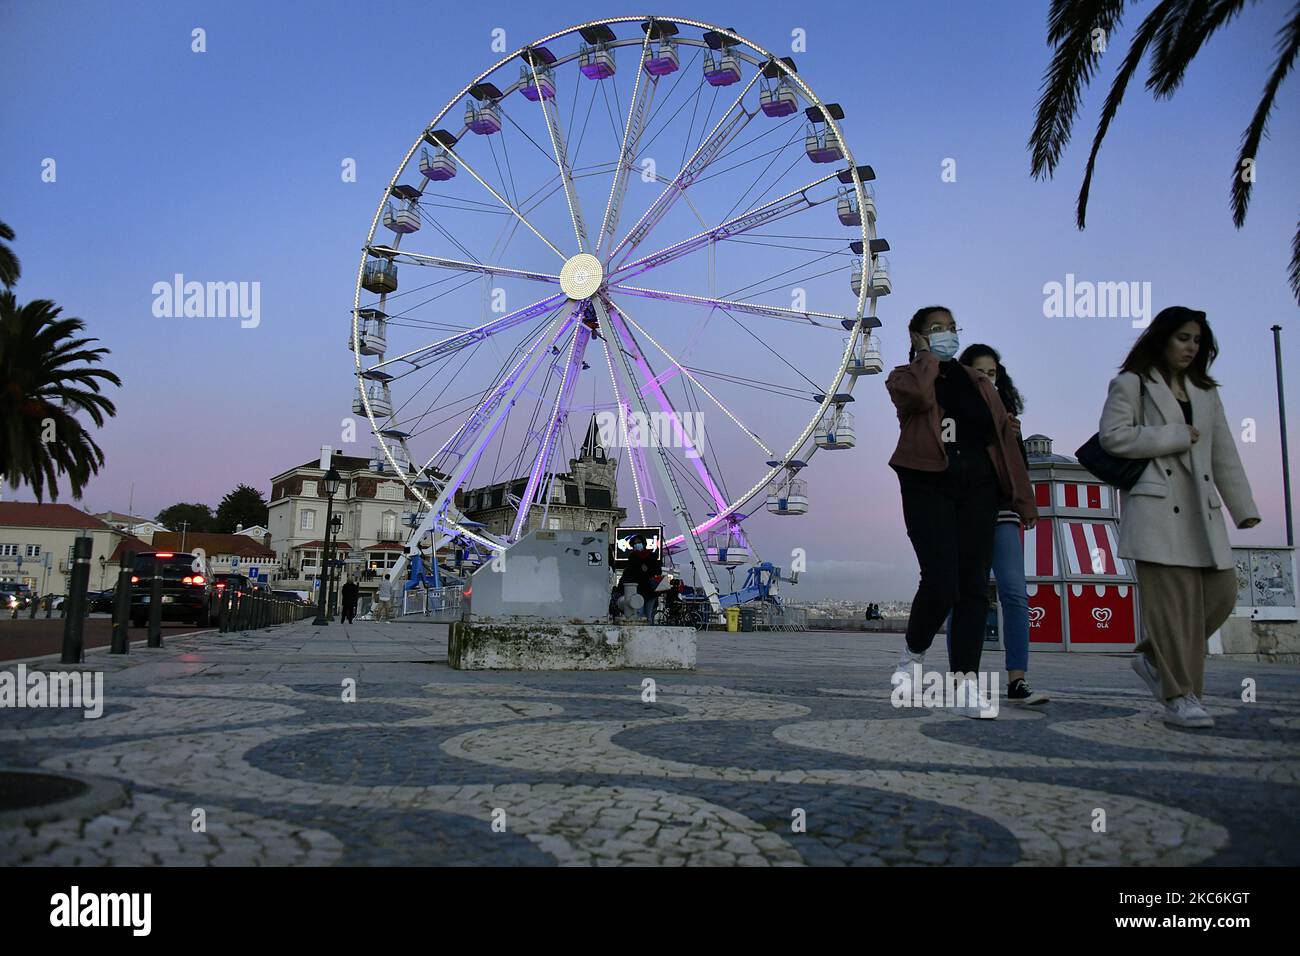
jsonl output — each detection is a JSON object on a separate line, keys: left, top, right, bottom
{"left": 327, "top": 513, "right": 343, "bottom": 618}
{"left": 312, "top": 467, "right": 342, "bottom": 626}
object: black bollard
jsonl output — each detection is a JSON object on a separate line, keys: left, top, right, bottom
{"left": 59, "top": 538, "right": 93, "bottom": 664}
{"left": 147, "top": 554, "right": 164, "bottom": 648}
{"left": 110, "top": 551, "right": 134, "bottom": 654}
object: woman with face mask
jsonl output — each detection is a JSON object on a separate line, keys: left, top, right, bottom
{"left": 1098, "top": 306, "right": 1260, "bottom": 728}
{"left": 886, "top": 307, "right": 1039, "bottom": 717}
{"left": 951, "top": 344, "right": 1048, "bottom": 705}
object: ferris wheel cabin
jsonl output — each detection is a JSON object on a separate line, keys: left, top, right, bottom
{"left": 641, "top": 20, "right": 680, "bottom": 76}
{"left": 383, "top": 184, "right": 422, "bottom": 235}
{"left": 766, "top": 461, "right": 810, "bottom": 515}
{"left": 813, "top": 393, "right": 856, "bottom": 450}
{"left": 805, "top": 103, "right": 845, "bottom": 163}
{"left": 519, "top": 46, "right": 558, "bottom": 101}
{"left": 419, "top": 129, "right": 458, "bottom": 181}
{"left": 347, "top": 308, "right": 389, "bottom": 355}
{"left": 464, "top": 83, "right": 504, "bottom": 135}
{"left": 578, "top": 24, "right": 618, "bottom": 79}
{"left": 845, "top": 330, "right": 884, "bottom": 375}
{"left": 706, "top": 520, "right": 752, "bottom": 566}
{"left": 702, "top": 29, "right": 743, "bottom": 85}
{"left": 849, "top": 238, "right": 891, "bottom": 298}
{"left": 361, "top": 249, "right": 398, "bottom": 295}
{"left": 759, "top": 57, "right": 799, "bottom": 116}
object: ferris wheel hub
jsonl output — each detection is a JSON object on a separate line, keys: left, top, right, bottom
{"left": 559, "top": 252, "right": 604, "bottom": 300}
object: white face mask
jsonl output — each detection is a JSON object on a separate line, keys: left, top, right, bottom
{"left": 928, "top": 330, "right": 960, "bottom": 360}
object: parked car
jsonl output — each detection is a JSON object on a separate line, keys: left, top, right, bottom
{"left": 88, "top": 588, "right": 117, "bottom": 614}
{"left": 129, "top": 551, "right": 217, "bottom": 627}
{"left": 1, "top": 582, "right": 34, "bottom": 611}
{"left": 214, "top": 572, "right": 252, "bottom": 602}
{"left": 273, "top": 589, "right": 310, "bottom": 606}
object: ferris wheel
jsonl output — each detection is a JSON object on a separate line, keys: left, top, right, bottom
{"left": 350, "top": 15, "right": 889, "bottom": 609}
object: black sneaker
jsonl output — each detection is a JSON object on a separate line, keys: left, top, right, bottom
{"left": 1007, "top": 678, "right": 1049, "bottom": 705}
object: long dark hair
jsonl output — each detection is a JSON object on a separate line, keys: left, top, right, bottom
{"left": 959, "top": 343, "right": 1024, "bottom": 416}
{"left": 1120, "top": 306, "right": 1220, "bottom": 388}
{"left": 907, "top": 305, "right": 953, "bottom": 362}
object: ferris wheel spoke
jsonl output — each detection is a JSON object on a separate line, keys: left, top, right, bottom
{"left": 440, "top": 140, "right": 568, "bottom": 260}
{"left": 606, "top": 296, "right": 773, "bottom": 459}
{"left": 596, "top": 29, "right": 656, "bottom": 256}
{"left": 610, "top": 284, "right": 856, "bottom": 330}
{"left": 419, "top": 308, "right": 580, "bottom": 531}
{"left": 368, "top": 293, "right": 567, "bottom": 374}
{"left": 524, "top": 56, "right": 591, "bottom": 251}
{"left": 370, "top": 245, "right": 563, "bottom": 287}
{"left": 598, "top": 321, "right": 653, "bottom": 525}
{"left": 594, "top": 297, "right": 722, "bottom": 607}
{"left": 608, "top": 169, "right": 841, "bottom": 280}
{"left": 606, "top": 66, "right": 763, "bottom": 268}
{"left": 601, "top": 303, "right": 731, "bottom": 514}
{"left": 509, "top": 323, "right": 594, "bottom": 540}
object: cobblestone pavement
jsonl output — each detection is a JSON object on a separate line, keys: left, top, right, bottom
{"left": 2, "top": 622, "right": 1297, "bottom": 866}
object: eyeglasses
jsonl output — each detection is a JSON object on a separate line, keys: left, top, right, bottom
{"left": 925, "top": 325, "right": 962, "bottom": 334}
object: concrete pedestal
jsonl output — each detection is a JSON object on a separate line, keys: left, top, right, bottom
{"left": 448, "top": 620, "right": 696, "bottom": 670}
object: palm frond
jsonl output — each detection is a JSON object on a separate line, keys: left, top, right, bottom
{"left": 1232, "top": 2, "right": 1300, "bottom": 226}
{"left": 1029, "top": 0, "right": 1130, "bottom": 178}
{"left": 1149, "top": 0, "right": 1254, "bottom": 98}
{"left": 1075, "top": 0, "right": 1184, "bottom": 228}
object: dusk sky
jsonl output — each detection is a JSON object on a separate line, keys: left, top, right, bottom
{"left": 2, "top": 0, "right": 1297, "bottom": 600}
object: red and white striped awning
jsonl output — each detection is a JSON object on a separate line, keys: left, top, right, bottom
{"left": 1022, "top": 519, "right": 1129, "bottom": 577}
{"left": 1022, "top": 521, "right": 1055, "bottom": 577}
{"left": 1055, "top": 482, "right": 1112, "bottom": 510}
{"left": 1061, "top": 521, "right": 1126, "bottom": 576}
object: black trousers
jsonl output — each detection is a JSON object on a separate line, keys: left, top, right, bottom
{"left": 342, "top": 605, "right": 356, "bottom": 624}
{"left": 896, "top": 446, "right": 1000, "bottom": 674}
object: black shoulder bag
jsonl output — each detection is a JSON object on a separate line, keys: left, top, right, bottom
{"left": 1075, "top": 380, "right": 1150, "bottom": 491}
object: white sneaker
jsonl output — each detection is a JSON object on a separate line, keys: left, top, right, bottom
{"left": 1131, "top": 654, "right": 1163, "bottom": 702}
{"left": 1163, "top": 695, "right": 1213, "bottom": 729}
{"left": 891, "top": 647, "right": 925, "bottom": 697}
{"left": 951, "top": 677, "right": 998, "bottom": 719}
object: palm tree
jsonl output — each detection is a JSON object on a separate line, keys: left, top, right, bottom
{"left": 0, "top": 291, "right": 121, "bottom": 501}
{"left": 1029, "top": 0, "right": 1300, "bottom": 302}
{"left": 0, "top": 220, "right": 18, "bottom": 289}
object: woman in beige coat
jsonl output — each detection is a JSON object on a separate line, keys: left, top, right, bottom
{"left": 1099, "top": 306, "right": 1260, "bottom": 729}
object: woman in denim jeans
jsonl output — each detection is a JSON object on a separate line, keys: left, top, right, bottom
{"left": 949, "top": 344, "right": 1049, "bottom": 705}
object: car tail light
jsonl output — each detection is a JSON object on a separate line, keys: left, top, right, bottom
{"left": 192, "top": 575, "right": 205, "bottom": 585}
{"left": 155, "top": 552, "right": 174, "bottom": 558}
{"left": 131, "top": 575, "right": 140, "bottom": 583}
{"left": 182, "top": 576, "right": 193, "bottom": 584}
{"left": 216, "top": 583, "right": 226, "bottom": 590}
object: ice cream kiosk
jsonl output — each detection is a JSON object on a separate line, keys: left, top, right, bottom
{"left": 1018, "top": 434, "right": 1139, "bottom": 652}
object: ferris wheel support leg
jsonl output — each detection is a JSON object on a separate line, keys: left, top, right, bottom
{"left": 604, "top": 303, "right": 728, "bottom": 515}
{"left": 599, "top": 334, "right": 655, "bottom": 526}
{"left": 593, "top": 298, "right": 723, "bottom": 615}
{"left": 394, "top": 308, "right": 581, "bottom": 588}
{"left": 510, "top": 323, "right": 593, "bottom": 540}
